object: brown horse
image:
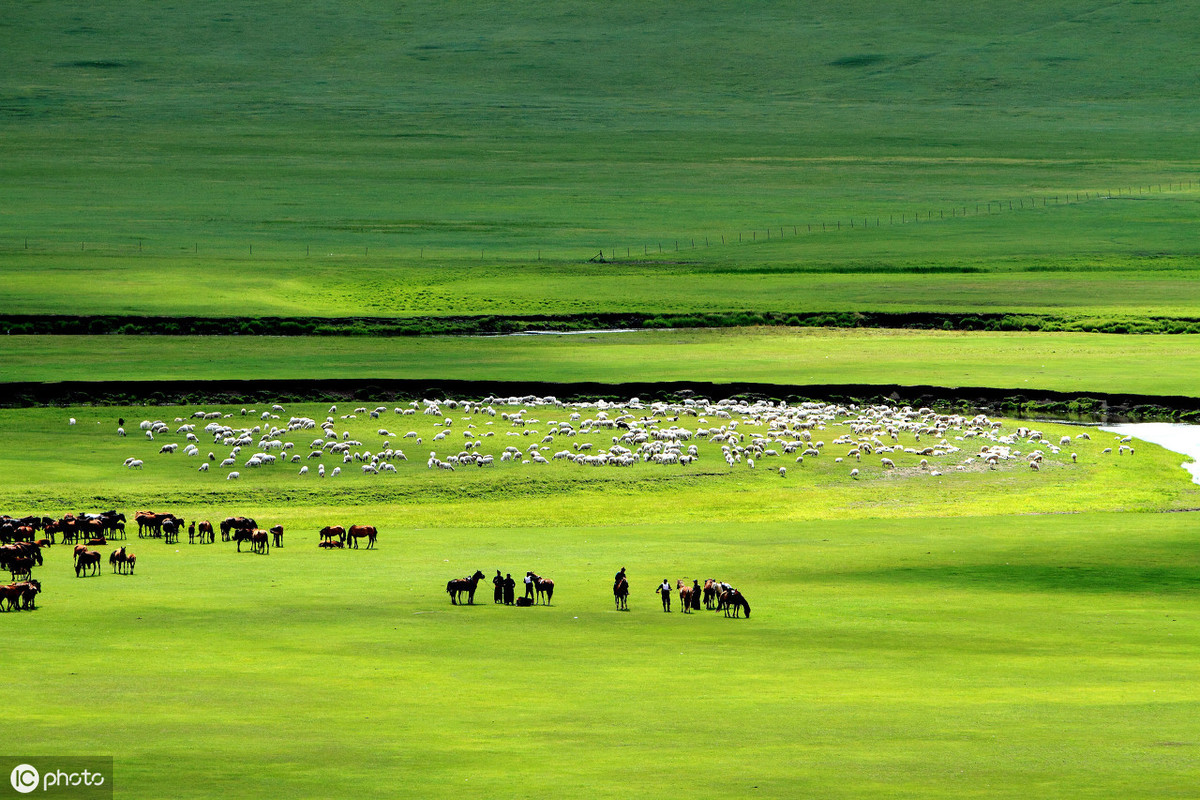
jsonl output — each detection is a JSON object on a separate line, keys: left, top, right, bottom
{"left": 198, "top": 520, "right": 214, "bottom": 544}
{"left": 703, "top": 579, "right": 718, "bottom": 610}
{"left": 8, "top": 556, "right": 34, "bottom": 581}
{"left": 232, "top": 529, "right": 255, "bottom": 552}
{"left": 109, "top": 547, "right": 136, "bottom": 574}
{"left": 613, "top": 576, "right": 629, "bottom": 610}
{"left": 250, "top": 530, "right": 270, "bottom": 555}
{"left": 531, "top": 573, "right": 554, "bottom": 605}
{"left": 318, "top": 539, "right": 344, "bottom": 549}
{"left": 0, "top": 583, "right": 23, "bottom": 611}
{"left": 722, "top": 589, "right": 751, "bottom": 618}
{"left": 18, "top": 579, "right": 41, "bottom": 609}
{"left": 75, "top": 550, "right": 102, "bottom": 577}
{"left": 270, "top": 525, "right": 284, "bottom": 548}
{"left": 446, "top": 570, "right": 486, "bottom": 605}
{"left": 677, "top": 579, "right": 694, "bottom": 614}
{"left": 220, "top": 516, "right": 256, "bottom": 542}
{"left": 319, "top": 525, "right": 345, "bottom": 544}
{"left": 188, "top": 521, "right": 197, "bottom": 544}
{"left": 346, "top": 525, "right": 376, "bottom": 549}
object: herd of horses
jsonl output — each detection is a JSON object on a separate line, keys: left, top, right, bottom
{"left": 642, "top": 577, "right": 750, "bottom": 618}
{"left": 318, "top": 525, "right": 377, "bottom": 549}
{"left": 5, "top": 510, "right": 753, "bottom": 619}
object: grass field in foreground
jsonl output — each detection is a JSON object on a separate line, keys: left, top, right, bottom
{"left": 2, "top": 329, "right": 1199, "bottom": 399}
{"left": 4, "top": 403, "right": 1198, "bottom": 798}
{"left": 8, "top": 512, "right": 1199, "bottom": 799}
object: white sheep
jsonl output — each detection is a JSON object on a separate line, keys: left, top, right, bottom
{"left": 299, "top": 465, "right": 309, "bottom": 475}
{"left": 318, "top": 464, "right": 326, "bottom": 477}
{"left": 68, "top": 418, "right": 76, "bottom": 425}
{"left": 227, "top": 471, "right": 240, "bottom": 480}
{"left": 128, "top": 459, "right": 144, "bottom": 470}
{"left": 778, "top": 467, "right": 786, "bottom": 477}
{"left": 117, "top": 427, "right": 126, "bottom": 437}
{"left": 880, "top": 458, "right": 895, "bottom": 469}
{"left": 850, "top": 468, "right": 859, "bottom": 478}
{"left": 198, "top": 463, "right": 209, "bottom": 472}
{"left": 331, "top": 466, "right": 341, "bottom": 477}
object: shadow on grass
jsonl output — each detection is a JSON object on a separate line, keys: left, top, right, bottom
{"left": 835, "top": 561, "right": 1200, "bottom": 595}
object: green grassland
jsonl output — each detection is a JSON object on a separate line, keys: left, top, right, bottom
{"left": 3, "top": 1, "right": 1200, "bottom": 320}
{"left": 4, "top": 403, "right": 1200, "bottom": 798}
{"left": 3, "top": 328, "right": 1200, "bottom": 399}
{"left": 7, "top": 2, "right": 1200, "bottom": 796}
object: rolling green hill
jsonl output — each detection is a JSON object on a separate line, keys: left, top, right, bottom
{"left": 2, "top": 0, "right": 1198, "bottom": 316}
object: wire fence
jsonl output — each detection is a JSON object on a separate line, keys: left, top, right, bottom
{"left": 1, "top": 179, "right": 1195, "bottom": 263}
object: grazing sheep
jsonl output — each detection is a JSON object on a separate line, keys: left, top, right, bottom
{"left": 1071, "top": 452, "right": 1077, "bottom": 462}
{"left": 331, "top": 467, "right": 341, "bottom": 477}
{"left": 69, "top": 417, "right": 76, "bottom": 425}
{"left": 299, "top": 465, "right": 309, "bottom": 475}
{"left": 227, "top": 471, "right": 240, "bottom": 480}
{"left": 128, "top": 459, "right": 144, "bottom": 470}
{"left": 778, "top": 467, "right": 786, "bottom": 477}
{"left": 1102, "top": 447, "right": 1112, "bottom": 454}
{"left": 117, "top": 427, "right": 126, "bottom": 437}
{"left": 850, "top": 468, "right": 859, "bottom": 478}
{"left": 198, "top": 463, "right": 209, "bottom": 472}
{"left": 880, "top": 458, "right": 895, "bottom": 469}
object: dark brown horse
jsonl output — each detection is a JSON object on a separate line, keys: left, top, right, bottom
{"left": 722, "top": 589, "right": 751, "bottom": 618}
{"left": 346, "top": 524, "right": 376, "bottom": 549}
{"left": 250, "top": 530, "right": 270, "bottom": 555}
{"left": 110, "top": 547, "right": 136, "bottom": 574}
{"left": 318, "top": 539, "right": 344, "bottom": 549}
{"left": 198, "top": 520, "right": 214, "bottom": 544}
{"left": 446, "top": 570, "right": 486, "bottom": 605}
{"left": 319, "top": 525, "right": 345, "bottom": 544}
{"left": 613, "top": 576, "right": 629, "bottom": 610}
{"left": 232, "top": 529, "right": 255, "bottom": 552}
{"left": 270, "top": 525, "right": 284, "bottom": 548}
{"left": 531, "top": 573, "right": 554, "bottom": 605}
{"left": 220, "top": 516, "right": 256, "bottom": 542}
{"left": 75, "top": 549, "right": 102, "bottom": 577}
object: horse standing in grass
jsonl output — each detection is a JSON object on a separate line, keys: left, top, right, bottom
{"left": 75, "top": 550, "right": 102, "bottom": 577}
{"left": 531, "top": 573, "right": 554, "bottom": 605}
{"left": 677, "top": 579, "right": 695, "bottom": 614}
{"left": 446, "top": 570, "right": 486, "bottom": 605}
{"left": 319, "top": 525, "right": 345, "bottom": 545}
{"left": 270, "top": 525, "right": 284, "bottom": 548}
{"left": 613, "top": 576, "right": 629, "bottom": 611}
{"left": 703, "top": 579, "right": 718, "bottom": 610}
{"left": 723, "top": 589, "right": 751, "bottom": 618}
{"left": 250, "top": 530, "right": 270, "bottom": 555}
{"left": 198, "top": 520, "right": 214, "bottom": 544}
{"left": 346, "top": 525, "right": 376, "bottom": 549}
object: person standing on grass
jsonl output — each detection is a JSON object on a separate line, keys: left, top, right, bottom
{"left": 493, "top": 570, "right": 504, "bottom": 604}
{"left": 503, "top": 573, "right": 516, "bottom": 605}
{"left": 691, "top": 579, "right": 702, "bottom": 611}
{"left": 657, "top": 578, "right": 672, "bottom": 612}
{"left": 524, "top": 571, "right": 535, "bottom": 601}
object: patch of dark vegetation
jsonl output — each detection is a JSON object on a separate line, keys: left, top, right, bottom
{"left": 2, "top": 379, "right": 1199, "bottom": 422}
{"left": 59, "top": 60, "right": 132, "bottom": 69}
{"left": 829, "top": 54, "right": 887, "bottom": 68}
{"left": 5, "top": 312, "right": 1200, "bottom": 337}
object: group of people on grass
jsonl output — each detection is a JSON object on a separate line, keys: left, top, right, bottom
{"left": 491, "top": 570, "right": 537, "bottom": 605}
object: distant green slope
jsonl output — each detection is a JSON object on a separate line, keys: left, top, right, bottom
{"left": 1, "top": 0, "right": 1197, "bottom": 266}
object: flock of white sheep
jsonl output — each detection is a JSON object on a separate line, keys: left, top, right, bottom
{"left": 98, "top": 395, "right": 1133, "bottom": 484}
